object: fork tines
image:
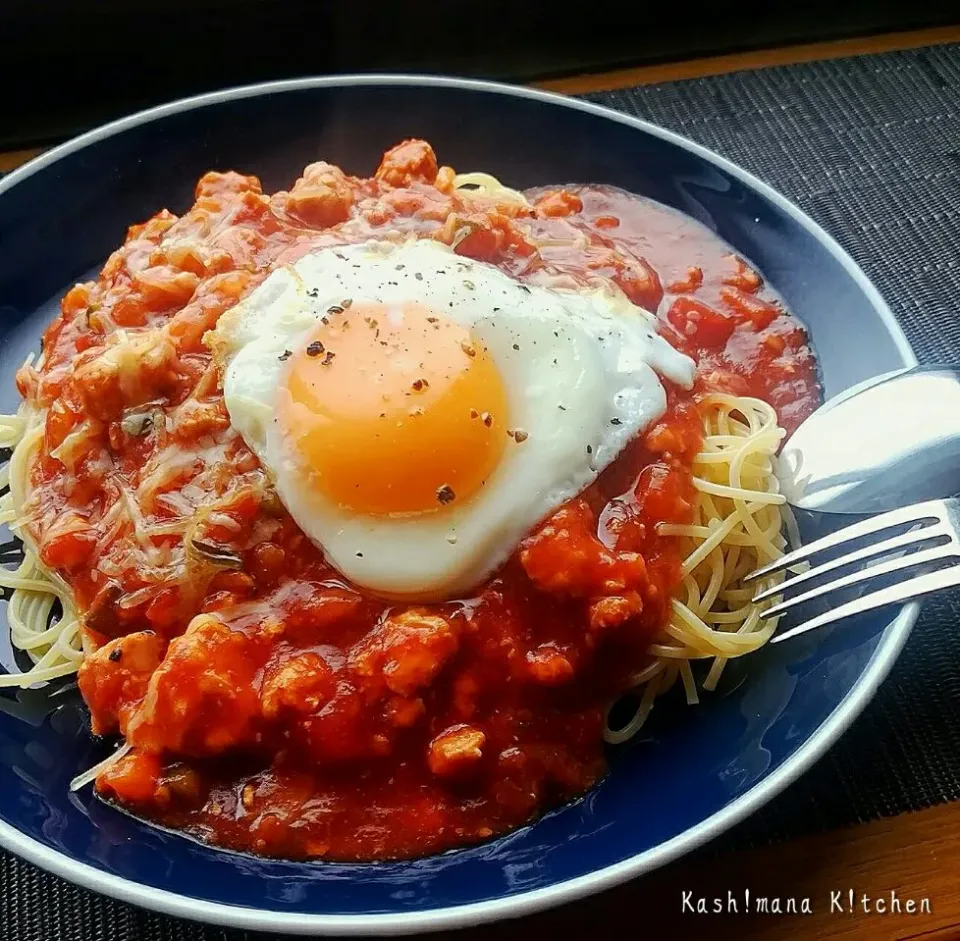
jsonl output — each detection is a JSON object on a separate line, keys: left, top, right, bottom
{"left": 746, "top": 498, "right": 960, "bottom": 643}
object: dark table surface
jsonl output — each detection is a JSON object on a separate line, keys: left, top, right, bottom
{"left": 1, "top": 0, "right": 958, "bottom": 149}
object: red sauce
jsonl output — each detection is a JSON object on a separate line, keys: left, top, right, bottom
{"left": 16, "top": 140, "right": 820, "bottom": 860}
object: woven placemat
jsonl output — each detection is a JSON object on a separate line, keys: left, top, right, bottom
{"left": 2, "top": 41, "right": 960, "bottom": 941}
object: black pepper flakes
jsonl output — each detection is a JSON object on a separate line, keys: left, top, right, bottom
{"left": 415, "top": 272, "right": 424, "bottom": 281}
{"left": 108, "top": 648, "right": 122, "bottom": 662}
{"left": 341, "top": 298, "right": 352, "bottom": 308}
{"left": 436, "top": 484, "right": 456, "bottom": 505}
{"left": 512, "top": 343, "right": 520, "bottom": 351}
{"left": 327, "top": 305, "right": 344, "bottom": 316}
{"left": 411, "top": 378, "right": 429, "bottom": 392}
{"left": 469, "top": 408, "right": 479, "bottom": 419}
{"left": 481, "top": 412, "right": 493, "bottom": 428}
{"left": 356, "top": 551, "right": 364, "bottom": 557}
{"left": 306, "top": 341, "right": 325, "bottom": 357}
{"left": 610, "top": 417, "right": 622, "bottom": 425}
{"left": 461, "top": 341, "right": 476, "bottom": 358}
{"left": 463, "top": 280, "right": 475, "bottom": 290}
{"left": 395, "top": 264, "right": 405, "bottom": 270}
{"left": 518, "top": 284, "right": 531, "bottom": 293}
{"left": 307, "top": 288, "right": 319, "bottom": 298}
{"left": 586, "top": 445, "right": 593, "bottom": 455}
{"left": 513, "top": 429, "right": 529, "bottom": 444}
{"left": 427, "top": 316, "right": 438, "bottom": 323}
{"left": 278, "top": 349, "right": 293, "bottom": 361}
{"left": 321, "top": 351, "right": 336, "bottom": 366}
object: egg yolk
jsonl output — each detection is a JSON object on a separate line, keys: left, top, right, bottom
{"left": 279, "top": 301, "right": 510, "bottom": 515}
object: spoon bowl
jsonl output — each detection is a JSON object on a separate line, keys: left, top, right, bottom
{"left": 779, "top": 365, "right": 960, "bottom": 514}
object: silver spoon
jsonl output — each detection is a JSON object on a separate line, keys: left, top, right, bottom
{"left": 745, "top": 365, "right": 960, "bottom": 641}
{"left": 778, "top": 364, "right": 960, "bottom": 514}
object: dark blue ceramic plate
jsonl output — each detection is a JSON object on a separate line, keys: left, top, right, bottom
{"left": 0, "top": 76, "right": 918, "bottom": 934}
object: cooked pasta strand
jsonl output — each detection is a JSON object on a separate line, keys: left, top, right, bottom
{"left": 0, "top": 408, "right": 84, "bottom": 688}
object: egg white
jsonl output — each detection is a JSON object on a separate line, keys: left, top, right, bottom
{"left": 211, "top": 239, "right": 695, "bottom": 599}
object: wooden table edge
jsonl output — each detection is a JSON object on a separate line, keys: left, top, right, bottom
{"left": 536, "top": 24, "right": 960, "bottom": 94}
{"left": 481, "top": 801, "right": 960, "bottom": 941}
{"left": 3, "top": 25, "right": 960, "bottom": 173}
{"left": 0, "top": 148, "right": 44, "bottom": 173}
{"left": 2, "top": 24, "right": 958, "bottom": 941}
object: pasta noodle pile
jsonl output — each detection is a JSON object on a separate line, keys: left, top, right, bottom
{"left": 605, "top": 394, "right": 788, "bottom": 742}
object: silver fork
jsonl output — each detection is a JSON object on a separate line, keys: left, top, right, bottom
{"left": 747, "top": 498, "right": 960, "bottom": 644}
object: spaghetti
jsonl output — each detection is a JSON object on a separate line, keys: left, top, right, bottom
{"left": 0, "top": 384, "right": 790, "bottom": 729}
{"left": 0, "top": 142, "right": 821, "bottom": 860}
{"left": 0, "top": 175, "right": 789, "bottom": 715}
{"left": 604, "top": 394, "right": 788, "bottom": 742}
{"left": 452, "top": 172, "right": 532, "bottom": 208}
{"left": 0, "top": 390, "right": 791, "bottom": 781}
{"left": 0, "top": 408, "right": 86, "bottom": 688}
{"left": 453, "top": 172, "right": 791, "bottom": 739}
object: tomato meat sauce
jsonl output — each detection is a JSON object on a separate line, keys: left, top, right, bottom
{"left": 16, "top": 140, "right": 820, "bottom": 860}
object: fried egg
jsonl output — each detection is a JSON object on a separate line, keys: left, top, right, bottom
{"left": 211, "top": 239, "right": 695, "bottom": 598}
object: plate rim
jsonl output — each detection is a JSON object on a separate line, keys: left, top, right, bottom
{"left": 0, "top": 72, "right": 921, "bottom": 935}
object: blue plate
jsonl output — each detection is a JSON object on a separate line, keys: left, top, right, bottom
{"left": 0, "top": 76, "right": 918, "bottom": 934}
